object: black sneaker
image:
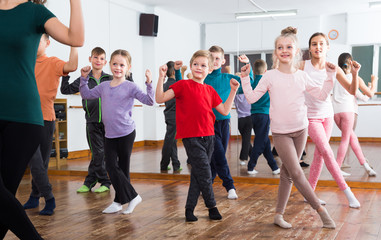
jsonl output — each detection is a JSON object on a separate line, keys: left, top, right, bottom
{"left": 300, "top": 161, "right": 310, "bottom": 167}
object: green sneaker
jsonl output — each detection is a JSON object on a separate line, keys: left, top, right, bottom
{"left": 77, "top": 185, "right": 90, "bottom": 193}
{"left": 167, "top": 166, "right": 171, "bottom": 170}
{"left": 94, "top": 185, "right": 110, "bottom": 193}
{"left": 174, "top": 167, "right": 183, "bottom": 172}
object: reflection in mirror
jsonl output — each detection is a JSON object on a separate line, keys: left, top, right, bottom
{"left": 46, "top": 0, "right": 381, "bottom": 187}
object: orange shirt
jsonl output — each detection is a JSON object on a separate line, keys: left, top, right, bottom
{"left": 35, "top": 54, "right": 67, "bottom": 121}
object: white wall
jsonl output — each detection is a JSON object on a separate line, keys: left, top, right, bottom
{"left": 348, "top": 11, "right": 381, "bottom": 45}
{"left": 45, "top": 0, "right": 200, "bottom": 151}
{"left": 205, "top": 16, "right": 320, "bottom": 53}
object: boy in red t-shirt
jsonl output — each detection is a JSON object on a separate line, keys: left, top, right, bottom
{"left": 155, "top": 50, "right": 239, "bottom": 222}
{"left": 23, "top": 34, "right": 78, "bottom": 215}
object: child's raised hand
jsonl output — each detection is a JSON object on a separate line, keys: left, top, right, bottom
{"left": 230, "top": 78, "right": 240, "bottom": 91}
{"left": 145, "top": 69, "right": 152, "bottom": 83}
{"left": 81, "top": 66, "right": 91, "bottom": 77}
{"left": 159, "top": 65, "right": 168, "bottom": 78}
{"left": 351, "top": 60, "right": 361, "bottom": 75}
{"left": 181, "top": 65, "right": 187, "bottom": 72}
{"left": 238, "top": 54, "right": 249, "bottom": 64}
{"left": 240, "top": 64, "right": 251, "bottom": 78}
{"left": 325, "top": 62, "right": 337, "bottom": 74}
{"left": 174, "top": 60, "right": 183, "bottom": 70}
{"left": 371, "top": 74, "right": 378, "bottom": 85}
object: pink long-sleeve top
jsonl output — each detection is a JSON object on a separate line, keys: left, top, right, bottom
{"left": 241, "top": 69, "right": 334, "bottom": 134}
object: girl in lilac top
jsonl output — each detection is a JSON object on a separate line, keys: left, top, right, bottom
{"left": 80, "top": 49, "right": 154, "bottom": 215}
{"left": 241, "top": 27, "right": 336, "bottom": 229}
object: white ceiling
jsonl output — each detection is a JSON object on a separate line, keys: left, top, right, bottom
{"left": 128, "top": 0, "right": 377, "bottom": 23}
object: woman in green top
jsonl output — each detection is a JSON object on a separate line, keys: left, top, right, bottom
{"left": 0, "top": 0, "right": 84, "bottom": 239}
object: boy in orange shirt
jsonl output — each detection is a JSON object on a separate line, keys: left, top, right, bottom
{"left": 23, "top": 34, "right": 78, "bottom": 215}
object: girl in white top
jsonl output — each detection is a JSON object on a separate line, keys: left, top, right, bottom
{"left": 332, "top": 52, "right": 377, "bottom": 176}
{"left": 241, "top": 27, "right": 336, "bottom": 229}
{"left": 301, "top": 32, "right": 361, "bottom": 208}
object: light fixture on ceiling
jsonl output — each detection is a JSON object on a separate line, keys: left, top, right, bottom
{"left": 369, "top": 1, "right": 381, "bottom": 8}
{"left": 235, "top": 9, "right": 297, "bottom": 19}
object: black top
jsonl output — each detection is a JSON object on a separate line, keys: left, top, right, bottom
{"left": 163, "top": 77, "right": 176, "bottom": 120}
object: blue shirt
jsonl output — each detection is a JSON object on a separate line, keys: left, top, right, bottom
{"left": 251, "top": 75, "right": 270, "bottom": 115}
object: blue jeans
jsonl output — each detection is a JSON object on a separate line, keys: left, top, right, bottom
{"left": 210, "top": 119, "right": 235, "bottom": 191}
{"left": 248, "top": 113, "right": 279, "bottom": 171}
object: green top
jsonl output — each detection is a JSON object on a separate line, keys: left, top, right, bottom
{"left": 0, "top": 2, "right": 55, "bottom": 125}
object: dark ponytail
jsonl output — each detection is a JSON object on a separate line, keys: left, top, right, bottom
{"left": 29, "top": 0, "right": 47, "bottom": 5}
{"left": 338, "top": 53, "right": 352, "bottom": 73}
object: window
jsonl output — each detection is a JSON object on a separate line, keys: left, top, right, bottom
{"left": 352, "top": 45, "right": 381, "bottom": 92}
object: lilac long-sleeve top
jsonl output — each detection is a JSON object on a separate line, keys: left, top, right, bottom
{"left": 80, "top": 76, "right": 154, "bottom": 138}
{"left": 241, "top": 69, "right": 334, "bottom": 134}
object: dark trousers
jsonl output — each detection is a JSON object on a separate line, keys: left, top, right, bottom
{"left": 160, "top": 118, "right": 180, "bottom": 170}
{"left": 84, "top": 122, "right": 111, "bottom": 188}
{"left": 238, "top": 116, "right": 253, "bottom": 160}
{"left": 248, "top": 113, "right": 278, "bottom": 171}
{"left": 105, "top": 130, "right": 138, "bottom": 205}
{"left": 29, "top": 120, "right": 55, "bottom": 200}
{"left": 210, "top": 119, "right": 235, "bottom": 191}
{"left": 183, "top": 136, "right": 216, "bottom": 210}
{"left": 0, "top": 121, "right": 43, "bottom": 239}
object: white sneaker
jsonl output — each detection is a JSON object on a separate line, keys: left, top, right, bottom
{"left": 247, "top": 169, "right": 258, "bottom": 175}
{"left": 227, "top": 189, "right": 238, "bottom": 199}
{"left": 239, "top": 160, "right": 246, "bottom": 166}
{"left": 366, "top": 168, "right": 377, "bottom": 176}
{"left": 340, "top": 170, "right": 351, "bottom": 177}
{"left": 102, "top": 202, "right": 122, "bottom": 214}
{"left": 365, "top": 158, "right": 374, "bottom": 168}
{"left": 272, "top": 168, "right": 280, "bottom": 175}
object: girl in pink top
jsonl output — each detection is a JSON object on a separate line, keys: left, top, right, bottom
{"left": 241, "top": 27, "right": 336, "bottom": 229}
{"left": 333, "top": 52, "right": 377, "bottom": 176}
{"left": 302, "top": 33, "right": 361, "bottom": 209}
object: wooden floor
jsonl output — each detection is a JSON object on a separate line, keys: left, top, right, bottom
{"left": 5, "top": 175, "right": 381, "bottom": 240}
{"left": 6, "top": 140, "right": 381, "bottom": 239}
{"left": 50, "top": 139, "right": 381, "bottom": 188}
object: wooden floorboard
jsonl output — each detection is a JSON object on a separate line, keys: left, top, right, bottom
{"left": 49, "top": 140, "right": 381, "bottom": 189}
{"left": 5, "top": 175, "right": 381, "bottom": 240}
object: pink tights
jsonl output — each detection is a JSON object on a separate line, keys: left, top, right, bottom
{"left": 308, "top": 117, "right": 348, "bottom": 191}
{"left": 334, "top": 112, "right": 366, "bottom": 166}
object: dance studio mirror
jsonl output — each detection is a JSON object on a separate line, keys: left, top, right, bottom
{"left": 49, "top": 0, "right": 381, "bottom": 184}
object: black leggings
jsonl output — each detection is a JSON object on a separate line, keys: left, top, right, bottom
{"left": 105, "top": 130, "right": 138, "bottom": 205}
{"left": 0, "top": 121, "right": 43, "bottom": 239}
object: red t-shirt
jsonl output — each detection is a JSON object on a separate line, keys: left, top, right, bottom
{"left": 170, "top": 79, "right": 222, "bottom": 139}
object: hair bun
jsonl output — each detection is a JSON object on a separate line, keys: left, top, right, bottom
{"left": 281, "top": 26, "right": 297, "bottom": 35}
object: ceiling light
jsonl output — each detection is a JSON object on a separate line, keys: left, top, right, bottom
{"left": 369, "top": 1, "right": 381, "bottom": 8}
{"left": 235, "top": 9, "right": 297, "bottom": 19}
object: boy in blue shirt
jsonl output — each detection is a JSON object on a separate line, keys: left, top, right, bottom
{"left": 247, "top": 59, "right": 280, "bottom": 175}
{"left": 204, "top": 46, "right": 253, "bottom": 199}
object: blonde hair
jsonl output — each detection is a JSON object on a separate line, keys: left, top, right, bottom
{"left": 189, "top": 50, "right": 214, "bottom": 70}
{"left": 272, "top": 26, "right": 301, "bottom": 69}
{"left": 110, "top": 49, "right": 132, "bottom": 77}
